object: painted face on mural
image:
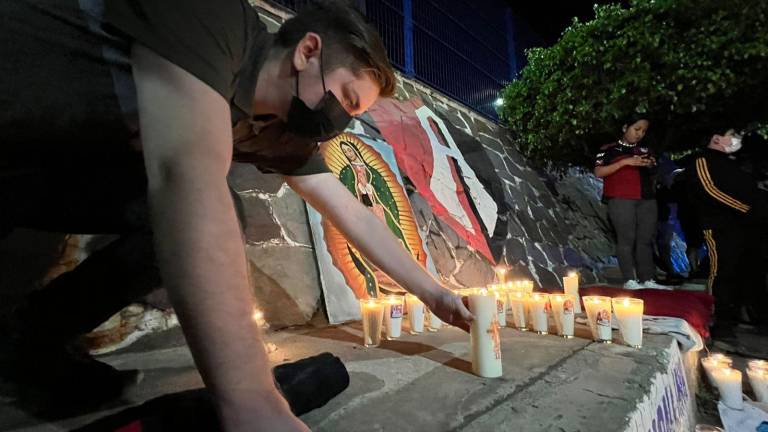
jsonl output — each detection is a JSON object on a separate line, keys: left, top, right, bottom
{"left": 340, "top": 142, "right": 360, "bottom": 162}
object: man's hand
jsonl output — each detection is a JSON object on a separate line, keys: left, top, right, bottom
{"left": 286, "top": 173, "right": 474, "bottom": 331}
{"left": 422, "top": 288, "right": 474, "bottom": 333}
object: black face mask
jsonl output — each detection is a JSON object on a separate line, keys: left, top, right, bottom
{"left": 285, "top": 51, "right": 352, "bottom": 142}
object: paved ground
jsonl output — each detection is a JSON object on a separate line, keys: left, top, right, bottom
{"left": 1, "top": 321, "right": 695, "bottom": 432}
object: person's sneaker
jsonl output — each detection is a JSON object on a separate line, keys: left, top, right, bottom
{"left": 623, "top": 279, "right": 644, "bottom": 290}
{"left": 641, "top": 280, "right": 673, "bottom": 290}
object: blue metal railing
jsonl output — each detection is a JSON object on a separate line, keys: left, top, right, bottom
{"left": 267, "top": 0, "right": 518, "bottom": 121}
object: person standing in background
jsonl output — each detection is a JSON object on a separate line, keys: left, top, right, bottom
{"left": 594, "top": 115, "right": 670, "bottom": 290}
{"left": 686, "top": 128, "right": 767, "bottom": 338}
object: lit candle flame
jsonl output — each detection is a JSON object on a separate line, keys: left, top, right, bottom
{"left": 623, "top": 298, "right": 630, "bottom": 307}
{"left": 253, "top": 309, "right": 264, "bottom": 322}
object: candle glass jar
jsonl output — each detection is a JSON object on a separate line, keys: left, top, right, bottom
{"left": 562, "top": 273, "right": 582, "bottom": 314}
{"left": 748, "top": 359, "right": 768, "bottom": 372}
{"left": 508, "top": 290, "right": 529, "bottom": 331}
{"left": 383, "top": 295, "right": 404, "bottom": 340}
{"left": 427, "top": 307, "right": 443, "bottom": 332}
{"left": 529, "top": 293, "right": 550, "bottom": 334}
{"left": 489, "top": 286, "right": 508, "bottom": 328}
{"left": 612, "top": 297, "right": 644, "bottom": 348}
{"left": 747, "top": 368, "right": 768, "bottom": 403}
{"left": 711, "top": 367, "right": 743, "bottom": 410}
{"left": 701, "top": 355, "right": 733, "bottom": 385}
{"left": 405, "top": 294, "right": 425, "bottom": 334}
{"left": 583, "top": 296, "right": 613, "bottom": 343}
{"left": 550, "top": 293, "right": 575, "bottom": 338}
{"left": 359, "top": 299, "right": 385, "bottom": 347}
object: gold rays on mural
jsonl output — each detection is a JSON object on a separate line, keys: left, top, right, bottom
{"left": 319, "top": 133, "right": 427, "bottom": 299}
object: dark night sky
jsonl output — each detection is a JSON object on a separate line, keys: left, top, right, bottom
{"left": 505, "top": 1, "right": 628, "bottom": 47}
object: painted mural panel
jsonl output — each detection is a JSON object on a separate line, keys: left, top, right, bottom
{"left": 368, "top": 97, "right": 498, "bottom": 262}
{"left": 307, "top": 132, "right": 435, "bottom": 324}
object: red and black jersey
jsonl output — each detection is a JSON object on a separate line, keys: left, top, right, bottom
{"left": 595, "top": 141, "right": 656, "bottom": 200}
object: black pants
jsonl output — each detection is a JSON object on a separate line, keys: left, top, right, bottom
{"left": 607, "top": 198, "right": 658, "bottom": 282}
{"left": 1, "top": 155, "right": 244, "bottom": 345}
{"left": 703, "top": 225, "right": 767, "bottom": 323}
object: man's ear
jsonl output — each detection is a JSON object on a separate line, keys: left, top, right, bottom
{"left": 292, "top": 32, "right": 323, "bottom": 73}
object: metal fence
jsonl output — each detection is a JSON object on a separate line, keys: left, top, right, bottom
{"left": 268, "top": 0, "right": 518, "bottom": 121}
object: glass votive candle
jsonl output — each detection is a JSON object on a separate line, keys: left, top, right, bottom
{"left": 711, "top": 367, "right": 743, "bottom": 410}
{"left": 508, "top": 290, "right": 529, "bottom": 331}
{"left": 701, "top": 354, "right": 733, "bottom": 385}
{"left": 489, "top": 286, "right": 508, "bottom": 327}
{"left": 748, "top": 360, "right": 768, "bottom": 372}
{"left": 612, "top": 297, "right": 644, "bottom": 348}
{"left": 583, "top": 296, "right": 613, "bottom": 343}
{"left": 528, "top": 293, "right": 550, "bottom": 334}
{"left": 383, "top": 295, "right": 404, "bottom": 340}
{"left": 405, "top": 293, "right": 425, "bottom": 334}
{"left": 427, "top": 307, "right": 443, "bottom": 332}
{"left": 550, "top": 293, "right": 575, "bottom": 338}
{"left": 747, "top": 367, "right": 768, "bottom": 403}
{"left": 359, "top": 298, "right": 385, "bottom": 347}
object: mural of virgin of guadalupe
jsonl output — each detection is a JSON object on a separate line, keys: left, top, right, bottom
{"left": 319, "top": 133, "right": 427, "bottom": 299}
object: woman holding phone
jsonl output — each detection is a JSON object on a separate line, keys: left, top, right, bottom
{"left": 594, "top": 116, "right": 669, "bottom": 289}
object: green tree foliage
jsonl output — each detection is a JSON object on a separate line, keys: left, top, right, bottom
{"left": 499, "top": 0, "right": 768, "bottom": 168}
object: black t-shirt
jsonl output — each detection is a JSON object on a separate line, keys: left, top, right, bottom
{"left": 0, "top": 0, "right": 329, "bottom": 177}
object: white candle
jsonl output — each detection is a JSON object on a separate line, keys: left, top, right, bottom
{"left": 405, "top": 293, "right": 425, "bottom": 334}
{"left": 528, "top": 293, "right": 550, "bottom": 334}
{"left": 488, "top": 285, "right": 508, "bottom": 327}
{"left": 562, "top": 272, "right": 582, "bottom": 313}
{"left": 748, "top": 360, "right": 768, "bottom": 372}
{"left": 383, "top": 295, "right": 404, "bottom": 339}
{"left": 612, "top": 297, "right": 644, "bottom": 348}
{"left": 550, "top": 294, "right": 575, "bottom": 338}
{"left": 747, "top": 368, "right": 768, "bottom": 403}
{"left": 359, "top": 299, "right": 385, "bottom": 347}
{"left": 701, "top": 355, "right": 733, "bottom": 385}
{"left": 469, "top": 289, "right": 502, "bottom": 378}
{"left": 508, "top": 290, "right": 529, "bottom": 331}
{"left": 427, "top": 307, "right": 443, "bottom": 331}
{"left": 583, "top": 296, "right": 612, "bottom": 343}
{"left": 711, "top": 367, "right": 743, "bottom": 410}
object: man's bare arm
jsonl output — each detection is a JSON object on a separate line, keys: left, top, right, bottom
{"left": 286, "top": 172, "right": 473, "bottom": 331}
{"left": 132, "top": 44, "right": 307, "bottom": 431}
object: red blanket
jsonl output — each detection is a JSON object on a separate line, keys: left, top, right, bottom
{"left": 548, "top": 285, "right": 715, "bottom": 338}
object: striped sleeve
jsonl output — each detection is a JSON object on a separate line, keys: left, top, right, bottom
{"left": 694, "top": 157, "right": 751, "bottom": 212}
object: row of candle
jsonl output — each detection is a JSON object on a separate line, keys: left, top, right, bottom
{"left": 359, "top": 294, "right": 443, "bottom": 347}
{"left": 701, "top": 354, "right": 768, "bottom": 409}
{"left": 458, "top": 285, "right": 644, "bottom": 348}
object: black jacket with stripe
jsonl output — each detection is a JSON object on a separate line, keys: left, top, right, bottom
{"left": 686, "top": 148, "right": 762, "bottom": 229}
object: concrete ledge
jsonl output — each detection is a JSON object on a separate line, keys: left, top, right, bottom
{"left": 275, "top": 324, "right": 697, "bottom": 431}
{"left": 0, "top": 324, "right": 698, "bottom": 431}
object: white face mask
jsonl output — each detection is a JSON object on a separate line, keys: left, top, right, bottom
{"left": 724, "top": 136, "right": 742, "bottom": 154}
